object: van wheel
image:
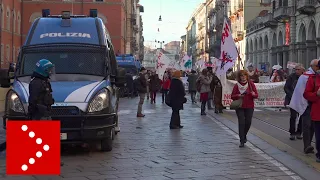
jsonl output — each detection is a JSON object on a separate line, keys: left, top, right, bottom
{"left": 101, "top": 128, "right": 114, "bottom": 152}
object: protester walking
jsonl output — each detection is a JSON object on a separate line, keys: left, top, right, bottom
{"left": 150, "top": 74, "right": 161, "bottom": 104}
{"left": 210, "top": 73, "right": 223, "bottom": 113}
{"left": 136, "top": 67, "right": 148, "bottom": 117}
{"left": 146, "top": 70, "right": 150, "bottom": 100}
{"left": 197, "top": 69, "right": 211, "bottom": 115}
{"left": 187, "top": 70, "right": 198, "bottom": 103}
{"left": 169, "top": 70, "right": 186, "bottom": 129}
{"left": 289, "top": 59, "right": 319, "bottom": 154}
{"left": 207, "top": 67, "right": 213, "bottom": 110}
{"left": 304, "top": 60, "right": 320, "bottom": 162}
{"left": 231, "top": 70, "right": 258, "bottom": 148}
{"left": 284, "top": 64, "right": 305, "bottom": 140}
{"left": 161, "top": 72, "right": 171, "bottom": 104}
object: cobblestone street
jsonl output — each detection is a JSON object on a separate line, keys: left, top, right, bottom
{"left": 0, "top": 97, "right": 320, "bottom": 179}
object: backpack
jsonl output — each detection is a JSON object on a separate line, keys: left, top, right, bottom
{"left": 196, "top": 79, "right": 202, "bottom": 92}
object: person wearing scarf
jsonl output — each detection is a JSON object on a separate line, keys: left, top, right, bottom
{"left": 231, "top": 70, "right": 258, "bottom": 148}
{"left": 169, "top": 70, "right": 186, "bottom": 129}
{"left": 197, "top": 69, "right": 212, "bottom": 115}
{"left": 289, "top": 59, "right": 319, "bottom": 154}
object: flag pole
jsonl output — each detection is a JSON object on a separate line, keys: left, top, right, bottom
{"left": 235, "top": 46, "right": 244, "bottom": 70}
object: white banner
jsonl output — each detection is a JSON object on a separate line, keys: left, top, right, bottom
{"left": 156, "top": 50, "right": 171, "bottom": 80}
{"left": 222, "top": 80, "right": 286, "bottom": 107}
{"left": 216, "top": 18, "right": 238, "bottom": 76}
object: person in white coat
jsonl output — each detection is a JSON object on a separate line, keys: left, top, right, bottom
{"left": 289, "top": 59, "right": 320, "bottom": 154}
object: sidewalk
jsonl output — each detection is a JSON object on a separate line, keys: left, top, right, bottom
{"left": 0, "top": 96, "right": 319, "bottom": 179}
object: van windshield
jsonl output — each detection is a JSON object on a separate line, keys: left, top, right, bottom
{"left": 18, "top": 52, "right": 106, "bottom": 77}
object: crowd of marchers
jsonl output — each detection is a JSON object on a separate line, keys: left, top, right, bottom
{"left": 124, "top": 59, "right": 320, "bottom": 163}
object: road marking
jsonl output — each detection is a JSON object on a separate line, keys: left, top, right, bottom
{"left": 264, "top": 107, "right": 288, "bottom": 112}
{"left": 206, "top": 115, "right": 302, "bottom": 180}
{"left": 224, "top": 108, "right": 262, "bottom": 112}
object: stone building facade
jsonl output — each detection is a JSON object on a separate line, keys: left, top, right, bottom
{"left": 246, "top": 0, "right": 320, "bottom": 70}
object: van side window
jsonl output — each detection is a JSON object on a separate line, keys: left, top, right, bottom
{"left": 107, "top": 41, "right": 117, "bottom": 77}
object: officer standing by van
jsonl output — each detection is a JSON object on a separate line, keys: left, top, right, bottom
{"left": 28, "top": 59, "right": 64, "bottom": 166}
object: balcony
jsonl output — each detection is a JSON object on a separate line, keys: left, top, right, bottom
{"left": 273, "top": 6, "right": 293, "bottom": 22}
{"left": 262, "top": 13, "right": 277, "bottom": 27}
{"left": 297, "top": 0, "right": 317, "bottom": 15}
{"left": 133, "top": 25, "right": 138, "bottom": 32}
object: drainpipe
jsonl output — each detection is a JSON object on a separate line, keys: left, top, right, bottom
{"left": 11, "top": 0, "right": 14, "bottom": 63}
{"left": 20, "top": 0, "right": 23, "bottom": 48}
{"left": 81, "top": 0, "right": 84, "bottom": 14}
{"left": 0, "top": 0, "right": 2, "bottom": 68}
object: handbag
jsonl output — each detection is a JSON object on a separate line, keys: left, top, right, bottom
{"left": 230, "top": 81, "right": 253, "bottom": 110}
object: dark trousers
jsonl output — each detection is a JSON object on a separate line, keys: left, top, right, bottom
{"left": 151, "top": 91, "right": 157, "bottom": 103}
{"left": 236, "top": 108, "right": 254, "bottom": 143}
{"left": 302, "top": 106, "right": 314, "bottom": 149}
{"left": 201, "top": 101, "right": 207, "bottom": 113}
{"left": 289, "top": 108, "right": 302, "bottom": 135}
{"left": 190, "top": 90, "right": 196, "bottom": 103}
{"left": 162, "top": 89, "right": 168, "bottom": 103}
{"left": 314, "top": 121, "right": 320, "bottom": 159}
{"left": 170, "top": 109, "right": 181, "bottom": 127}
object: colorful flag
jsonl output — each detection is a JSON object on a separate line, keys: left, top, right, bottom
{"left": 216, "top": 18, "right": 238, "bottom": 76}
{"left": 156, "top": 50, "right": 171, "bottom": 80}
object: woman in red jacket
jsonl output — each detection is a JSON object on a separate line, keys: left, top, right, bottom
{"left": 231, "top": 70, "right": 258, "bottom": 148}
{"left": 304, "top": 73, "right": 320, "bottom": 163}
{"left": 161, "top": 72, "right": 171, "bottom": 103}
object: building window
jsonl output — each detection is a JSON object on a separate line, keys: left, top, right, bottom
{"left": 6, "top": 45, "right": 10, "bottom": 62}
{"left": 0, "top": 44, "right": 3, "bottom": 64}
{"left": 6, "top": 7, "right": 10, "bottom": 31}
{"left": 17, "top": 12, "right": 21, "bottom": 35}
{"left": 95, "top": 0, "right": 104, "bottom": 2}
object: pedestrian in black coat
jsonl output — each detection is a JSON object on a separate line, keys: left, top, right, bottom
{"left": 169, "top": 70, "right": 186, "bottom": 129}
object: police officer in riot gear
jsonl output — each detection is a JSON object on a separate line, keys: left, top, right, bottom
{"left": 28, "top": 59, "right": 64, "bottom": 166}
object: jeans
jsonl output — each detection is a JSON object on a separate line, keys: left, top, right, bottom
{"left": 170, "top": 109, "right": 181, "bottom": 127}
{"left": 314, "top": 121, "right": 320, "bottom": 159}
{"left": 289, "top": 108, "right": 302, "bottom": 135}
{"left": 162, "top": 89, "right": 168, "bottom": 103}
{"left": 137, "top": 93, "right": 145, "bottom": 114}
{"left": 190, "top": 91, "right": 196, "bottom": 103}
{"left": 302, "top": 106, "right": 314, "bottom": 150}
{"left": 236, "top": 108, "right": 254, "bottom": 143}
{"left": 201, "top": 101, "right": 207, "bottom": 114}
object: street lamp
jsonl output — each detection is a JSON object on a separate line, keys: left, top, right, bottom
{"left": 158, "top": 15, "right": 162, "bottom": 21}
{"left": 213, "top": 27, "right": 217, "bottom": 33}
{"left": 155, "top": 39, "right": 165, "bottom": 48}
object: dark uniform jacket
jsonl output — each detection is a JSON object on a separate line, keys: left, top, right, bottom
{"left": 28, "top": 72, "right": 54, "bottom": 119}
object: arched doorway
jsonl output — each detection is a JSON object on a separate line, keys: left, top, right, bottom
{"left": 270, "top": 33, "right": 277, "bottom": 66}
{"left": 264, "top": 35, "right": 269, "bottom": 70}
{"left": 249, "top": 39, "right": 253, "bottom": 66}
{"left": 306, "top": 20, "right": 317, "bottom": 66}
{"left": 298, "top": 23, "right": 307, "bottom": 67}
{"left": 254, "top": 38, "right": 258, "bottom": 66}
